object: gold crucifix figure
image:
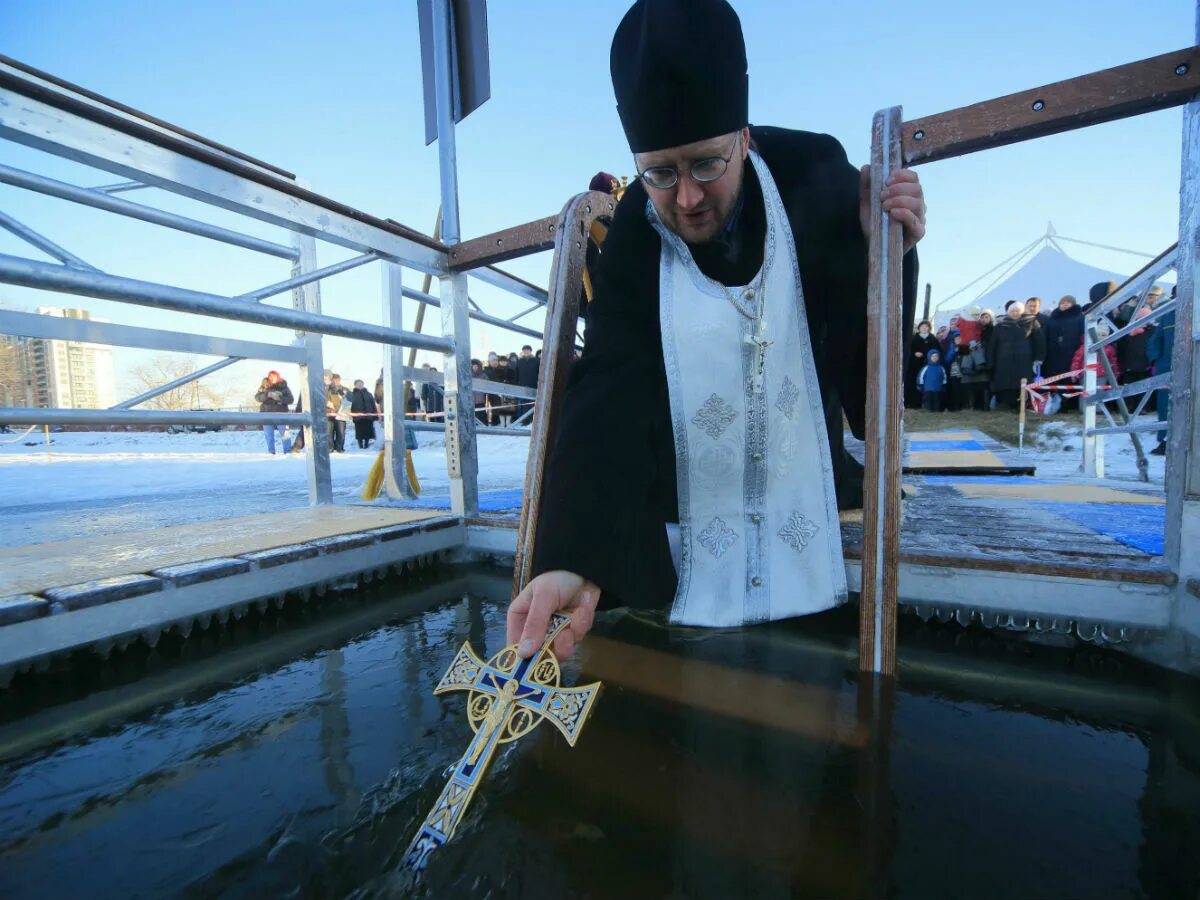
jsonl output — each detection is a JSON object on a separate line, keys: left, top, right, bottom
{"left": 400, "top": 612, "right": 602, "bottom": 876}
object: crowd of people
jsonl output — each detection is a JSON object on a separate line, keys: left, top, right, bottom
{"left": 907, "top": 280, "right": 1175, "bottom": 455}
{"left": 254, "top": 345, "right": 545, "bottom": 455}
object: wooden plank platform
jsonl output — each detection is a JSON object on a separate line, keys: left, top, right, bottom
{"left": 0, "top": 505, "right": 444, "bottom": 597}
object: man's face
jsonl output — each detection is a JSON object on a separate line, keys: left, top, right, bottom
{"left": 331, "top": 376, "right": 341, "bottom": 387}
{"left": 354, "top": 380, "right": 364, "bottom": 390}
{"left": 636, "top": 128, "right": 749, "bottom": 244}
{"left": 521, "top": 348, "right": 532, "bottom": 358}
{"left": 1026, "top": 299, "right": 1040, "bottom": 315}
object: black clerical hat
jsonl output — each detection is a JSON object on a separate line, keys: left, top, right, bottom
{"left": 610, "top": 0, "right": 749, "bottom": 154}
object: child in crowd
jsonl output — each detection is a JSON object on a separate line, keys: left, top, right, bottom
{"left": 918, "top": 348, "right": 947, "bottom": 412}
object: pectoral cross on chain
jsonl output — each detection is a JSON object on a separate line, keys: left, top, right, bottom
{"left": 746, "top": 318, "right": 772, "bottom": 392}
{"left": 400, "top": 613, "right": 602, "bottom": 876}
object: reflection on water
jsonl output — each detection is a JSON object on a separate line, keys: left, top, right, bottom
{"left": 0, "top": 567, "right": 1197, "bottom": 899}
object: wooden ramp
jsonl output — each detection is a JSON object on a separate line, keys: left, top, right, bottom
{"left": 904, "top": 430, "right": 1036, "bottom": 476}
{"left": 0, "top": 505, "right": 444, "bottom": 598}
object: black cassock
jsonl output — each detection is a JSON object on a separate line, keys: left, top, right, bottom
{"left": 534, "top": 126, "right": 917, "bottom": 611}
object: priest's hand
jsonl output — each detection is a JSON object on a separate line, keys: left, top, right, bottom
{"left": 859, "top": 166, "right": 926, "bottom": 253}
{"left": 508, "top": 570, "right": 600, "bottom": 661}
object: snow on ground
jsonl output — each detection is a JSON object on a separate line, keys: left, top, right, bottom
{"left": 0, "top": 429, "right": 531, "bottom": 548}
{"left": 1020, "top": 414, "right": 1167, "bottom": 486}
{"left": 0, "top": 413, "right": 1168, "bottom": 548}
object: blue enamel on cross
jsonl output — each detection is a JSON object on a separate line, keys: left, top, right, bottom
{"left": 400, "top": 612, "right": 602, "bottom": 875}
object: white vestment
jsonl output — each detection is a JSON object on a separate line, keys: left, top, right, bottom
{"left": 650, "top": 150, "right": 847, "bottom": 627}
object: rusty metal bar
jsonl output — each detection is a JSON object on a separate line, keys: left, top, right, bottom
{"left": 859, "top": 107, "right": 905, "bottom": 676}
{"left": 903, "top": 46, "right": 1200, "bottom": 165}
{"left": 448, "top": 191, "right": 617, "bottom": 271}
{"left": 512, "top": 192, "right": 594, "bottom": 595}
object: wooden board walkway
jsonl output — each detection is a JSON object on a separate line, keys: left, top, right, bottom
{"left": 0, "top": 505, "right": 443, "bottom": 597}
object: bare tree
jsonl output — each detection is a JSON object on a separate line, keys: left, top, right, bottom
{"left": 129, "top": 356, "right": 231, "bottom": 410}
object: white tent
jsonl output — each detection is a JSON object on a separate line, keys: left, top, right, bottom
{"left": 934, "top": 226, "right": 1171, "bottom": 325}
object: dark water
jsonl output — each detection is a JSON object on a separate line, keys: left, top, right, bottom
{"left": 0, "top": 568, "right": 1197, "bottom": 900}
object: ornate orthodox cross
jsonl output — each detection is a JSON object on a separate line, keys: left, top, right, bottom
{"left": 400, "top": 612, "right": 602, "bottom": 875}
{"left": 746, "top": 317, "right": 773, "bottom": 392}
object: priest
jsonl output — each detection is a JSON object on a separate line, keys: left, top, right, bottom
{"left": 510, "top": 0, "right": 926, "bottom": 659}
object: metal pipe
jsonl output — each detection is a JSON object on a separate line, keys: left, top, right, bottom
{"left": 1087, "top": 323, "right": 1149, "bottom": 481}
{"left": 1087, "top": 297, "right": 1177, "bottom": 353}
{"left": 111, "top": 356, "right": 243, "bottom": 409}
{"left": 0, "top": 163, "right": 298, "bottom": 260}
{"left": 235, "top": 252, "right": 377, "bottom": 302}
{"left": 401, "top": 285, "right": 549, "bottom": 343}
{"left": 0, "top": 209, "right": 97, "bottom": 270}
{"left": 1086, "top": 420, "right": 1171, "bottom": 437}
{"left": 406, "top": 420, "right": 530, "bottom": 437}
{"left": 0, "top": 252, "right": 454, "bottom": 352}
{"left": 1082, "top": 371, "right": 1173, "bottom": 405}
{"left": 471, "top": 265, "right": 549, "bottom": 306}
{"left": 91, "top": 181, "right": 147, "bottom": 194}
{"left": 0, "top": 407, "right": 306, "bottom": 426}
{"left": 430, "top": 0, "right": 461, "bottom": 244}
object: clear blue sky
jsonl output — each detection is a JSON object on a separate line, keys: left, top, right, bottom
{"left": 1, "top": 0, "right": 1194, "bottom": 402}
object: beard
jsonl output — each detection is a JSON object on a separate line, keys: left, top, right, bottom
{"left": 655, "top": 166, "right": 745, "bottom": 245}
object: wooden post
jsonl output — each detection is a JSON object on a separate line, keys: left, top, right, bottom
{"left": 860, "top": 107, "right": 905, "bottom": 675}
{"left": 1018, "top": 377, "right": 1028, "bottom": 455}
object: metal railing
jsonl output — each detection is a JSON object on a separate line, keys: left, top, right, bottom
{"left": 1080, "top": 245, "right": 1178, "bottom": 480}
{"left": 0, "top": 46, "right": 569, "bottom": 514}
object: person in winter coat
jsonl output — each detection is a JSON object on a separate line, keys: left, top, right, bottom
{"left": 906, "top": 321, "right": 940, "bottom": 408}
{"left": 1146, "top": 298, "right": 1175, "bottom": 455}
{"left": 917, "top": 349, "right": 947, "bottom": 412}
{"left": 350, "top": 379, "right": 379, "bottom": 449}
{"left": 492, "top": 355, "right": 518, "bottom": 426}
{"left": 958, "top": 337, "right": 990, "bottom": 410}
{"left": 326, "top": 374, "right": 349, "bottom": 453}
{"left": 516, "top": 345, "right": 540, "bottom": 419}
{"left": 471, "top": 358, "right": 488, "bottom": 425}
{"left": 988, "top": 301, "right": 1046, "bottom": 410}
{"left": 255, "top": 370, "right": 294, "bottom": 454}
{"left": 1117, "top": 305, "right": 1155, "bottom": 389}
{"left": 1070, "top": 323, "right": 1121, "bottom": 387}
{"left": 1043, "top": 295, "right": 1085, "bottom": 379}
{"left": 1025, "top": 296, "right": 1049, "bottom": 329}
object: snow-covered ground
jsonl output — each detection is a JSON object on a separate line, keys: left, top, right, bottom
{"left": 0, "top": 429, "right": 531, "bottom": 548}
{"left": 0, "top": 414, "right": 1167, "bottom": 548}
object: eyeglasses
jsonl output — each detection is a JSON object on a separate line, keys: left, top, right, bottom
{"left": 637, "top": 133, "right": 741, "bottom": 191}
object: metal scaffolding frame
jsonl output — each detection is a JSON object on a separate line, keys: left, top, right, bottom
{"left": 0, "top": 5, "right": 563, "bottom": 510}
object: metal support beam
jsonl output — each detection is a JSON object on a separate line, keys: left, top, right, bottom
{"left": 1166, "top": 63, "right": 1200, "bottom": 573}
{"left": 382, "top": 262, "right": 415, "bottom": 499}
{"left": 860, "top": 107, "right": 904, "bottom": 676}
{"left": 235, "top": 252, "right": 377, "bottom": 302}
{"left": 111, "top": 356, "right": 243, "bottom": 410}
{"left": 1088, "top": 323, "right": 1150, "bottom": 481}
{"left": 0, "top": 308, "right": 305, "bottom": 362}
{"left": 471, "top": 266, "right": 549, "bottom": 306}
{"left": 0, "top": 209, "right": 97, "bottom": 270}
{"left": 291, "top": 234, "right": 333, "bottom": 505}
{"left": 902, "top": 46, "right": 1200, "bottom": 165}
{"left": 0, "top": 407, "right": 305, "bottom": 426}
{"left": 0, "top": 77, "right": 447, "bottom": 274}
{"left": 432, "top": 0, "right": 478, "bottom": 518}
{"left": 1083, "top": 371, "right": 1173, "bottom": 405}
{"left": 0, "top": 252, "right": 452, "bottom": 351}
{"left": 407, "top": 420, "right": 529, "bottom": 437}
{"left": 0, "top": 163, "right": 298, "bottom": 260}
{"left": 401, "top": 285, "right": 549, "bottom": 343}
{"left": 1086, "top": 421, "right": 1171, "bottom": 437}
